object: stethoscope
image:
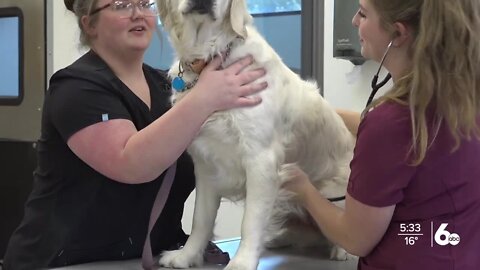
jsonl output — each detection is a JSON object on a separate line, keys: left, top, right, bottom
{"left": 365, "top": 40, "right": 394, "bottom": 107}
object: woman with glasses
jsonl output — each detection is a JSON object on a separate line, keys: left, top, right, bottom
{"left": 2, "top": 0, "right": 267, "bottom": 269}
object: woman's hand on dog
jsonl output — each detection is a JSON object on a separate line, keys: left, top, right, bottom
{"left": 280, "top": 163, "right": 316, "bottom": 202}
{"left": 192, "top": 55, "right": 268, "bottom": 113}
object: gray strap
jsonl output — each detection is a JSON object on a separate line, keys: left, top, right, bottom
{"left": 142, "top": 162, "right": 177, "bottom": 270}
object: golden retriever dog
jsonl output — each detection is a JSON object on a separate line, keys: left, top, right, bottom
{"left": 156, "top": 0, "right": 355, "bottom": 269}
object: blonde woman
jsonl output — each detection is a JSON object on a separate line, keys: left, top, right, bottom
{"left": 282, "top": 0, "right": 480, "bottom": 269}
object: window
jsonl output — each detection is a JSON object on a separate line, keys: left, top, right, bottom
{"left": 0, "top": 7, "right": 23, "bottom": 105}
{"left": 248, "top": 0, "right": 301, "bottom": 15}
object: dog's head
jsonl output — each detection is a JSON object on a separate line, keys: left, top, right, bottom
{"left": 157, "top": 0, "right": 252, "bottom": 43}
{"left": 180, "top": 0, "right": 251, "bottom": 38}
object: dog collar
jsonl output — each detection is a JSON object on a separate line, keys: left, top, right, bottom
{"left": 172, "top": 38, "right": 240, "bottom": 92}
{"left": 189, "top": 59, "right": 208, "bottom": 74}
{"left": 172, "top": 61, "right": 199, "bottom": 92}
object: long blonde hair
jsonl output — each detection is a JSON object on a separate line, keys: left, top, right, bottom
{"left": 368, "top": 0, "right": 480, "bottom": 164}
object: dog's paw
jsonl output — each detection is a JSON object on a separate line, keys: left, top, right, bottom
{"left": 159, "top": 249, "right": 203, "bottom": 268}
{"left": 329, "top": 246, "right": 348, "bottom": 261}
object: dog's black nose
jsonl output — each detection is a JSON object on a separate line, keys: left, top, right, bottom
{"left": 184, "top": 0, "right": 214, "bottom": 15}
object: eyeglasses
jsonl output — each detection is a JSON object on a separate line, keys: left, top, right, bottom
{"left": 90, "top": 0, "right": 158, "bottom": 17}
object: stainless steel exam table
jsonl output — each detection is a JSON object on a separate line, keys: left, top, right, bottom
{"left": 51, "top": 238, "right": 358, "bottom": 270}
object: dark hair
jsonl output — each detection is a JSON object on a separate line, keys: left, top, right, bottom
{"left": 64, "top": 0, "right": 76, "bottom": 12}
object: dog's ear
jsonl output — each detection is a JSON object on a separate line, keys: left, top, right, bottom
{"left": 229, "top": 0, "right": 251, "bottom": 39}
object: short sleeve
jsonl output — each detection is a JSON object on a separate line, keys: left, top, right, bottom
{"left": 347, "top": 103, "right": 417, "bottom": 207}
{"left": 47, "top": 70, "right": 132, "bottom": 142}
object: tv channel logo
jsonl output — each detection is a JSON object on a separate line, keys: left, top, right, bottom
{"left": 433, "top": 223, "right": 460, "bottom": 246}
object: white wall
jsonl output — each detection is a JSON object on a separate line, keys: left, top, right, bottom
{"left": 49, "top": 0, "right": 391, "bottom": 240}
{"left": 50, "top": 1, "right": 87, "bottom": 74}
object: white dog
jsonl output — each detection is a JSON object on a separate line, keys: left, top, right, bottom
{"left": 157, "top": 0, "right": 355, "bottom": 269}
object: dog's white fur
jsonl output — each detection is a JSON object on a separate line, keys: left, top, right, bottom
{"left": 157, "top": 1, "right": 355, "bottom": 269}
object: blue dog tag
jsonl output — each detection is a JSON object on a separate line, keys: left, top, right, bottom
{"left": 172, "top": 77, "right": 186, "bottom": 92}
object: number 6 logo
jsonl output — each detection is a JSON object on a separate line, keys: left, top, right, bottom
{"left": 434, "top": 223, "right": 460, "bottom": 246}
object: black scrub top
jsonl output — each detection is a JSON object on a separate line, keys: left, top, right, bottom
{"left": 3, "top": 50, "right": 195, "bottom": 270}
